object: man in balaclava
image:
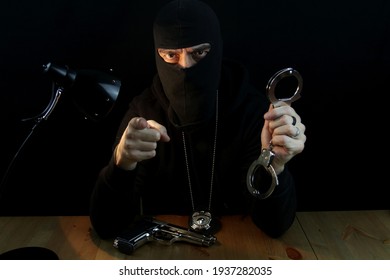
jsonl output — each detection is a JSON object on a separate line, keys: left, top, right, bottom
{"left": 153, "top": 0, "right": 223, "bottom": 129}
{"left": 90, "top": 0, "right": 305, "bottom": 241}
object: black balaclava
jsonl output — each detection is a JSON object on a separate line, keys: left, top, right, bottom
{"left": 153, "top": 0, "right": 223, "bottom": 130}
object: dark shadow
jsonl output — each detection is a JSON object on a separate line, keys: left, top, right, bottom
{"left": 0, "top": 246, "right": 59, "bottom": 260}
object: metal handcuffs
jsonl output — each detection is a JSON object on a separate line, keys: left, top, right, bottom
{"left": 246, "top": 68, "right": 302, "bottom": 199}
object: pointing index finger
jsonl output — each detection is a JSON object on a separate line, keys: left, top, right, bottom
{"left": 130, "top": 117, "right": 150, "bottom": 130}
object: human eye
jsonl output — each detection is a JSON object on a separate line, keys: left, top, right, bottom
{"left": 192, "top": 47, "right": 210, "bottom": 61}
{"left": 158, "top": 50, "right": 179, "bottom": 63}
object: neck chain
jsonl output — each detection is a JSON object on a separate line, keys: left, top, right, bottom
{"left": 182, "top": 90, "right": 218, "bottom": 234}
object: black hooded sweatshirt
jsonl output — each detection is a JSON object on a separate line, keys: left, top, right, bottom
{"left": 90, "top": 0, "right": 297, "bottom": 239}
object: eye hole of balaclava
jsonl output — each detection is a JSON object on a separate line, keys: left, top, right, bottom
{"left": 153, "top": 0, "right": 223, "bottom": 129}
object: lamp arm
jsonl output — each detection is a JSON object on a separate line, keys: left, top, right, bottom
{"left": 22, "top": 83, "right": 64, "bottom": 122}
{"left": 0, "top": 83, "right": 63, "bottom": 200}
{"left": 40, "top": 86, "right": 64, "bottom": 121}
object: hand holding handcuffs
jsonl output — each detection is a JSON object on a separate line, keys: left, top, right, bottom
{"left": 246, "top": 68, "right": 302, "bottom": 199}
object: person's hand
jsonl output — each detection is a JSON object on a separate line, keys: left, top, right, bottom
{"left": 262, "top": 102, "right": 306, "bottom": 174}
{"left": 114, "top": 117, "right": 170, "bottom": 170}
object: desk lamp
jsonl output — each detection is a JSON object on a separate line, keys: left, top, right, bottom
{"left": 1, "top": 61, "right": 121, "bottom": 194}
{"left": 0, "top": 63, "right": 121, "bottom": 249}
{"left": 40, "top": 62, "right": 121, "bottom": 122}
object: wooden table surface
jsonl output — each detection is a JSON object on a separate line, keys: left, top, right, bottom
{"left": 0, "top": 210, "right": 389, "bottom": 260}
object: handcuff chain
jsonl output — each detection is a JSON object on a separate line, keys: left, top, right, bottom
{"left": 267, "top": 140, "right": 274, "bottom": 163}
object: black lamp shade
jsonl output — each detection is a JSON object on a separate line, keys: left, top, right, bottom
{"left": 43, "top": 62, "right": 121, "bottom": 122}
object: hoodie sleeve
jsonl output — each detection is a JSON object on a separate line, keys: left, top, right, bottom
{"left": 89, "top": 95, "right": 144, "bottom": 239}
{"left": 250, "top": 168, "right": 297, "bottom": 238}
{"left": 89, "top": 156, "right": 141, "bottom": 239}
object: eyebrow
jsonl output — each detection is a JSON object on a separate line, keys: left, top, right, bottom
{"left": 190, "top": 44, "right": 211, "bottom": 51}
{"left": 158, "top": 43, "right": 211, "bottom": 53}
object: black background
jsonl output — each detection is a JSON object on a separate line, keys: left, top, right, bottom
{"left": 0, "top": 0, "right": 389, "bottom": 215}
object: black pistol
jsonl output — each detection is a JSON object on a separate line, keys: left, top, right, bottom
{"left": 113, "top": 217, "right": 217, "bottom": 255}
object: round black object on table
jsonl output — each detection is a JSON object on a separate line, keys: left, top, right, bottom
{"left": 0, "top": 247, "right": 59, "bottom": 260}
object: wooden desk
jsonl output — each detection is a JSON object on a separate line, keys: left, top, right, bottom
{"left": 0, "top": 210, "right": 389, "bottom": 260}
{"left": 297, "top": 210, "right": 390, "bottom": 259}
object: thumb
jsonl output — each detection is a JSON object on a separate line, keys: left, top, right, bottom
{"left": 261, "top": 119, "right": 272, "bottom": 148}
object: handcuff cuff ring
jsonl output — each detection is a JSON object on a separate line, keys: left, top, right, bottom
{"left": 266, "top": 67, "right": 302, "bottom": 106}
{"left": 246, "top": 148, "right": 279, "bottom": 199}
